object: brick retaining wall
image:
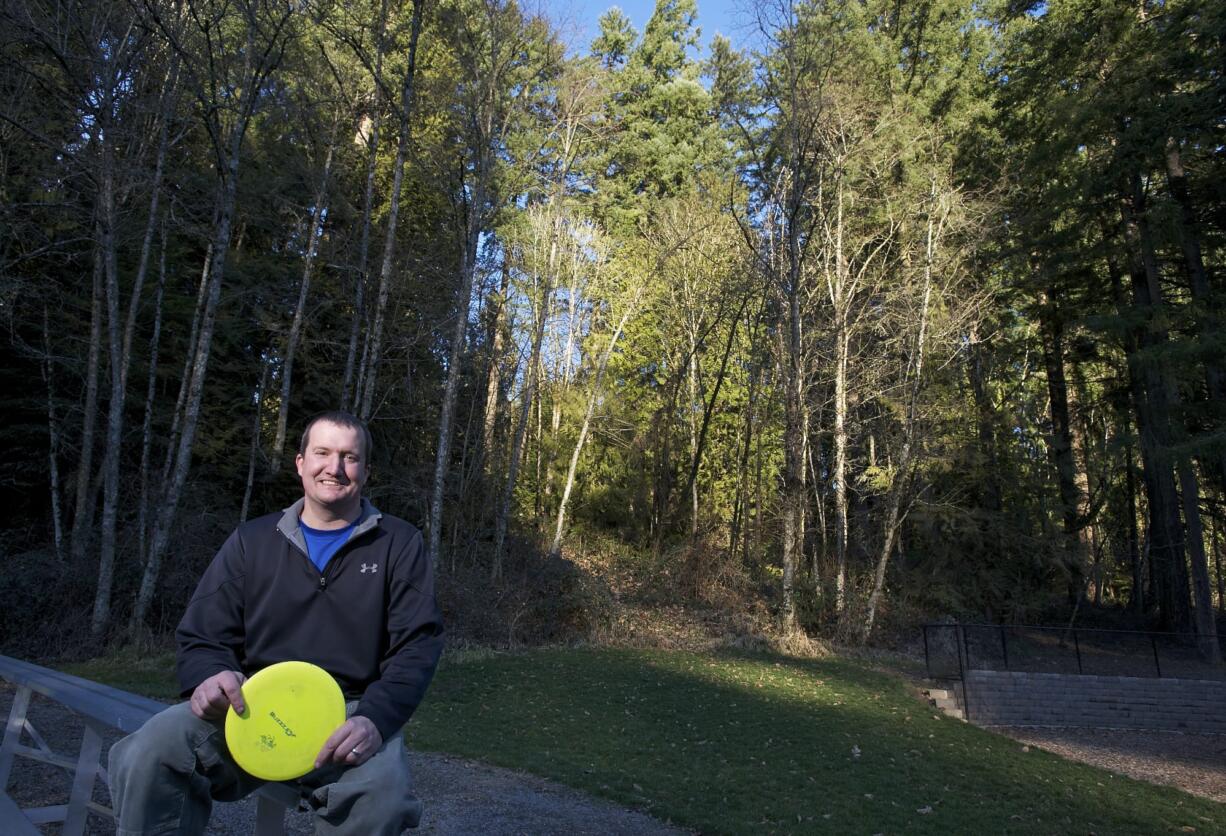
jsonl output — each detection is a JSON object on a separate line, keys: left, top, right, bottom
{"left": 965, "top": 670, "right": 1226, "bottom": 732}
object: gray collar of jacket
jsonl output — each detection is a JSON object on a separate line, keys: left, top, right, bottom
{"left": 277, "top": 497, "right": 383, "bottom": 556}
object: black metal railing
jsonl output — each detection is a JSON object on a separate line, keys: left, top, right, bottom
{"left": 922, "top": 623, "right": 1226, "bottom": 683}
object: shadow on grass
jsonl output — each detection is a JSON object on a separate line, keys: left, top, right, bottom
{"left": 412, "top": 647, "right": 1225, "bottom": 835}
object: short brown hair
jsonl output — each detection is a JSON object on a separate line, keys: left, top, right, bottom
{"left": 298, "top": 411, "right": 373, "bottom": 462}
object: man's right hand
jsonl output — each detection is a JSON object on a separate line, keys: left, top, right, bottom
{"left": 189, "top": 670, "right": 247, "bottom": 720}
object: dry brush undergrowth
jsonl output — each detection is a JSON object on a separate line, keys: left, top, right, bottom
{"left": 437, "top": 528, "right": 832, "bottom": 659}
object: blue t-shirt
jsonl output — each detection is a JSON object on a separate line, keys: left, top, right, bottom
{"left": 299, "top": 519, "right": 357, "bottom": 573}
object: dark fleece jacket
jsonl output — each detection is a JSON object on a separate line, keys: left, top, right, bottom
{"left": 175, "top": 499, "right": 444, "bottom": 741}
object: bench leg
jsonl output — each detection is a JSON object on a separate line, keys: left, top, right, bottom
{"left": 62, "top": 721, "right": 103, "bottom": 836}
{"left": 254, "top": 792, "right": 288, "bottom": 836}
{"left": 0, "top": 685, "right": 33, "bottom": 789}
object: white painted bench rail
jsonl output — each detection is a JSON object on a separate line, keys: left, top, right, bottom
{"left": 0, "top": 653, "right": 297, "bottom": 835}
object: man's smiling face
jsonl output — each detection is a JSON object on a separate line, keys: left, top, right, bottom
{"left": 295, "top": 420, "right": 368, "bottom": 522}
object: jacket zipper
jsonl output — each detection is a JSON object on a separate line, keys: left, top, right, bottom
{"left": 319, "top": 543, "right": 345, "bottom": 591}
{"left": 317, "top": 538, "right": 355, "bottom": 591}
{"left": 287, "top": 524, "right": 370, "bottom": 592}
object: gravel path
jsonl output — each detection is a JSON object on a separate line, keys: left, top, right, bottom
{"left": 1, "top": 684, "right": 688, "bottom": 835}
{"left": 992, "top": 726, "right": 1226, "bottom": 804}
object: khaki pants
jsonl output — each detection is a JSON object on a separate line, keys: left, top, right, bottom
{"left": 108, "top": 702, "right": 421, "bottom": 835}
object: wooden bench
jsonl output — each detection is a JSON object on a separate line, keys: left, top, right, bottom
{"left": 0, "top": 653, "right": 299, "bottom": 835}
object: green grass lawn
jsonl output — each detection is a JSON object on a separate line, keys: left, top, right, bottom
{"left": 64, "top": 648, "right": 181, "bottom": 700}
{"left": 66, "top": 646, "right": 1223, "bottom": 834}
{"left": 410, "top": 647, "right": 1224, "bottom": 835}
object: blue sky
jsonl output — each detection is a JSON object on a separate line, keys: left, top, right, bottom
{"left": 547, "top": 0, "right": 759, "bottom": 56}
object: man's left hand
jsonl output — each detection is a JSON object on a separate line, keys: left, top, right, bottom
{"left": 315, "top": 715, "right": 383, "bottom": 768}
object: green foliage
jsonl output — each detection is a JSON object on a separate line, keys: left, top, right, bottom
{"left": 591, "top": 0, "right": 725, "bottom": 230}
{"left": 591, "top": 8, "right": 637, "bottom": 69}
{"left": 4, "top": 0, "right": 1225, "bottom": 650}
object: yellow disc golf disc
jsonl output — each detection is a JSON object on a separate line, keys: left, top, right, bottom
{"left": 224, "top": 661, "right": 346, "bottom": 781}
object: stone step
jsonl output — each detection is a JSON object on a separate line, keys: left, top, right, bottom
{"left": 922, "top": 683, "right": 966, "bottom": 721}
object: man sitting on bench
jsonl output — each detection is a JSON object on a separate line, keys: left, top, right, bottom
{"left": 110, "top": 411, "right": 445, "bottom": 835}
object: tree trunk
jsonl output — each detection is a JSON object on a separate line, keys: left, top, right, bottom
{"left": 93, "top": 53, "right": 177, "bottom": 637}
{"left": 1164, "top": 137, "right": 1226, "bottom": 493}
{"left": 132, "top": 176, "right": 238, "bottom": 632}
{"left": 552, "top": 260, "right": 582, "bottom": 436}
{"left": 272, "top": 139, "right": 336, "bottom": 465}
{"left": 1213, "top": 515, "right": 1224, "bottom": 617}
{"left": 1038, "top": 285, "right": 1093, "bottom": 593}
{"left": 863, "top": 435, "right": 913, "bottom": 641}
{"left": 340, "top": 0, "right": 388, "bottom": 411}
{"left": 1116, "top": 178, "right": 1191, "bottom": 631}
{"left": 491, "top": 270, "right": 550, "bottom": 578}
{"left": 240, "top": 363, "right": 269, "bottom": 524}
{"left": 683, "top": 296, "right": 747, "bottom": 539}
{"left": 69, "top": 247, "right": 103, "bottom": 566}
{"left": 428, "top": 152, "right": 487, "bottom": 566}
{"left": 137, "top": 228, "right": 168, "bottom": 571}
{"left": 750, "top": 379, "right": 767, "bottom": 565}
{"left": 161, "top": 239, "right": 212, "bottom": 488}
{"left": 1176, "top": 459, "right": 1220, "bottom": 661}
{"left": 120, "top": 54, "right": 178, "bottom": 400}
{"left": 777, "top": 286, "right": 806, "bottom": 632}
{"left": 480, "top": 256, "right": 512, "bottom": 476}
{"left": 535, "top": 370, "right": 545, "bottom": 525}
{"left": 777, "top": 151, "right": 817, "bottom": 632}
{"left": 729, "top": 342, "right": 760, "bottom": 562}
{"left": 91, "top": 108, "right": 124, "bottom": 638}
{"left": 550, "top": 285, "right": 645, "bottom": 557}
{"left": 123, "top": 0, "right": 294, "bottom": 630}
{"left": 967, "top": 326, "right": 1001, "bottom": 513}
{"left": 649, "top": 364, "right": 683, "bottom": 554}
{"left": 1124, "top": 431, "right": 1143, "bottom": 616}
{"left": 427, "top": 5, "right": 531, "bottom": 565}
{"left": 686, "top": 313, "right": 700, "bottom": 538}
{"left": 808, "top": 438, "right": 828, "bottom": 578}
{"left": 130, "top": 9, "right": 287, "bottom": 628}
{"left": 864, "top": 205, "right": 937, "bottom": 642}
{"left": 41, "top": 306, "right": 65, "bottom": 562}
{"left": 359, "top": 0, "right": 423, "bottom": 421}
{"left": 832, "top": 322, "right": 849, "bottom": 616}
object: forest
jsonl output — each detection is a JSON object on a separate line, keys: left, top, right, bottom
{"left": 1, "top": 0, "right": 1223, "bottom": 661}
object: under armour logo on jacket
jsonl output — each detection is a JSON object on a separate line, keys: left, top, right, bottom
{"left": 360, "top": 563, "right": 378, "bottom": 574}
